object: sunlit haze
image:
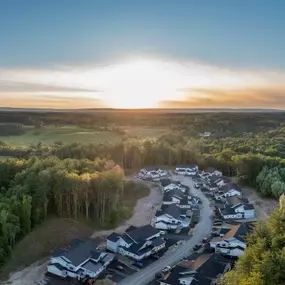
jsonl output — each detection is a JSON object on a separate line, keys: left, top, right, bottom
{"left": 1, "top": 0, "right": 285, "bottom": 109}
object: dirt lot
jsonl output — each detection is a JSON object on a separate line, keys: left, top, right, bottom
{"left": 242, "top": 185, "right": 279, "bottom": 219}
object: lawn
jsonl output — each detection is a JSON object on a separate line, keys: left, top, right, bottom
{"left": 0, "top": 125, "right": 170, "bottom": 147}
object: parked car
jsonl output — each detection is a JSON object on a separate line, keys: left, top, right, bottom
{"left": 162, "top": 266, "right": 171, "bottom": 273}
{"left": 193, "top": 244, "right": 202, "bottom": 251}
{"left": 132, "top": 261, "right": 144, "bottom": 268}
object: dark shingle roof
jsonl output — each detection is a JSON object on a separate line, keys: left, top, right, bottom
{"left": 51, "top": 248, "right": 68, "bottom": 257}
{"left": 121, "top": 234, "right": 134, "bottom": 244}
{"left": 160, "top": 178, "right": 172, "bottom": 187}
{"left": 127, "top": 225, "right": 159, "bottom": 242}
{"left": 63, "top": 238, "right": 101, "bottom": 266}
{"left": 81, "top": 260, "right": 103, "bottom": 273}
{"left": 107, "top": 232, "right": 120, "bottom": 242}
{"left": 152, "top": 238, "right": 165, "bottom": 247}
{"left": 51, "top": 263, "right": 66, "bottom": 271}
{"left": 162, "top": 204, "right": 181, "bottom": 220}
{"left": 244, "top": 203, "right": 254, "bottom": 210}
{"left": 223, "top": 223, "right": 250, "bottom": 242}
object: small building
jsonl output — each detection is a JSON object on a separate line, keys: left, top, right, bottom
{"left": 48, "top": 238, "right": 114, "bottom": 280}
{"left": 106, "top": 225, "right": 165, "bottom": 261}
{"left": 210, "top": 223, "right": 250, "bottom": 257}
{"left": 153, "top": 204, "right": 191, "bottom": 230}
{"left": 203, "top": 167, "right": 222, "bottom": 177}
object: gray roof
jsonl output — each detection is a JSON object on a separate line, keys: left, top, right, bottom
{"left": 162, "top": 204, "right": 181, "bottom": 220}
{"left": 152, "top": 237, "right": 165, "bottom": 247}
{"left": 60, "top": 238, "right": 101, "bottom": 267}
{"left": 107, "top": 232, "right": 120, "bottom": 242}
{"left": 81, "top": 260, "right": 103, "bottom": 274}
{"left": 244, "top": 203, "right": 254, "bottom": 210}
{"left": 127, "top": 225, "right": 160, "bottom": 242}
{"left": 121, "top": 233, "right": 135, "bottom": 244}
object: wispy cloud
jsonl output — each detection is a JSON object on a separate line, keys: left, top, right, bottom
{"left": 1, "top": 58, "right": 285, "bottom": 109}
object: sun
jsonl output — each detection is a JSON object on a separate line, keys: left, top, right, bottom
{"left": 98, "top": 58, "right": 179, "bottom": 108}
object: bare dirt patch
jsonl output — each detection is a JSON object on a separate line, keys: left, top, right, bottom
{"left": 242, "top": 185, "right": 278, "bottom": 219}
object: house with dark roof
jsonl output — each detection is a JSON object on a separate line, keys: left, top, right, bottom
{"left": 106, "top": 225, "right": 165, "bottom": 261}
{"left": 47, "top": 238, "right": 114, "bottom": 280}
{"left": 203, "top": 167, "right": 222, "bottom": 177}
{"left": 219, "top": 196, "right": 255, "bottom": 220}
{"left": 215, "top": 183, "right": 242, "bottom": 199}
{"left": 162, "top": 188, "right": 192, "bottom": 209}
{"left": 138, "top": 167, "right": 168, "bottom": 180}
{"left": 210, "top": 223, "right": 251, "bottom": 257}
{"left": 160, "top": 253, "right": 231, "bottom": 285}
{"left": 152, "top": 204, "right": 191, "bottom": 230}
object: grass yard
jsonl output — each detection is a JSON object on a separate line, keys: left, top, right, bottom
{"left": 0, "top": 125, "right": 171, "bottom": 147}
{"left": 0, "top": 125, "right": 123, "bottom": 147}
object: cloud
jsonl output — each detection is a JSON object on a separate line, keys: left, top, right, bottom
{"left": 1, "top": 57, "right": 285, "bottom": 109}
{"left": 159, "top": 88, "right": 285, "bottom": 109}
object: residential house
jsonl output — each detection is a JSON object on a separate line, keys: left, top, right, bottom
{"left": 199, "top": 131, "right": 212, "bottom": 137}
{"left": 203, "top": 168, "right": 223, "bottom": 177}
{"left": 175, "top": 164, "right": 198, "bottom": 175}
{"left": 215, "top": 183, "right": 242, "bottom": 199}
{"left": 160, "top": 253, "right": 231, "bottom": 285}
{"left": 153, "top": 204, "right": 191, "bottom": 230}
{"left": 106, "top": 225, "right": 165, "bottom": 261}
{"left": 210, "top": 223, "right": 251, "bottom": 257}
{"left": 138, "top": 167, "right": 168, "bottom": 180}
{"left": 162, "top": 188, "right": 192, "bottom": 208}
{"left": 219, "top": 196, "right": 255, "bottom": 220}
{"left": 47, "top": 238, "right": 114, "bottom": 280}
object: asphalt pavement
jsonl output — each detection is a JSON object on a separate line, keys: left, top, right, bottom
{"left": 118, "top": 175, "right": 213, "bottom": 285}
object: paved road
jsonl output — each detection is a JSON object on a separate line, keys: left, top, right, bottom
{"left": 118, "top": 176, "right": 213, "bottom": 285}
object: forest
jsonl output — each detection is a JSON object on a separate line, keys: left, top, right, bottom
{"left": 221, "top": 195, "right": 285, "bottom": 285}
{"left": 0, "top": 156, "right": 125, "bottom": 264}
{"left": 1, "top": 110, "right": 285, "bottom": 266}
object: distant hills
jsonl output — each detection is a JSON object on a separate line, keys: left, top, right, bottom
{"left": 0, "top": 107, "right": 284, "bottom": 113}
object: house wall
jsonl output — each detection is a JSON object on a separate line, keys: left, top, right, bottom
{"left": 156, "top": 214, "right": 180, "bottom": 225}
{"left": 118, "top": 247, "right": 147, "bottom": 260}
{"left": 47, "top": 265, "right": 67, "bottom": 278}
{"left": 220, "top": 239, "right": 246, "bottom": 249}
{"left": 223, "top": 213, "right": 243, "bottom": 219}
{"left": 106, "top": 240, "right": 118, "bottom": 253}
{"left": 244, "top": 209, "right": 255, "bottom": 219}
{"left": 216, "top": 247, "right": 244, "bottom": 257}
{"left": 51, "top": 256, "right": 70, "bottom": 269}
{"left": 154, "top": 221, "right": 178, "bottom": 230}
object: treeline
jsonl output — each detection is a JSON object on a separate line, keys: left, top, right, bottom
{"left": 221, "top": 195, "right": 285, "bottom": 285}
{"left": 1, "top": 130, "right": 285, "bottom": 199}
{"left": 1, "top": 111, "right": 285, "bottom": 137}
{"left": 0, "top": 156, "right": 125, "bottom": 264}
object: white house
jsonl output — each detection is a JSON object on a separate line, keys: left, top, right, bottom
{"left": 153, "top": 204, "right": 191, "bottom": 230}
{"left": 106, "top": 225, "right": 165, "bottom": 261}
{"left": 210, "top": 224, "right": 250, "bottom": 257}
{"left": 48, "top": 238, "right": 114, "bottom": 280}
{"left": 175, "top": 164, "right": 198, "bottom": 176}
{"left": 203, "top": 167, "right": 222, "bottom": 177}
{"left": 216, "top": 183, "right": 242, "bottom": 199}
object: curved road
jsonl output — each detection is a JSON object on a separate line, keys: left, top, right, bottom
{"left": 118, "top": 176, "right": 213, "bottom": 285}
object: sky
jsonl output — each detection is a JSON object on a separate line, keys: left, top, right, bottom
{"left": 1, "top": 0, "right": 285, "bottom": 109}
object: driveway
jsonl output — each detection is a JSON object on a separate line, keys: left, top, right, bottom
{"left": 118, "top": 176, "right": 213, "bottom": 285}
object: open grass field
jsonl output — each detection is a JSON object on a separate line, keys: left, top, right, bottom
{"left": 0, "top": 181, "right": 150, "bottom": 280}
{"left": 0, "top": 125, "right": 171, "bottom": 147}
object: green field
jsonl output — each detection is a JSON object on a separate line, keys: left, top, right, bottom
{"left": 0, "top": 125, "right": 171, "bottom": 147}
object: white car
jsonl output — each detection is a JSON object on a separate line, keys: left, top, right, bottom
{"left": 162, "top": 266, "right": 171, "bottom": 273}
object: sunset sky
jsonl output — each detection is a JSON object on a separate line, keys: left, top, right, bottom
{"left": 1, "top": 0, "right": 285, "bottom": 109}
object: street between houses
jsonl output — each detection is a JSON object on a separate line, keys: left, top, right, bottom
{"left": 118, "top": 175, "right": 213, "bottom": 285}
